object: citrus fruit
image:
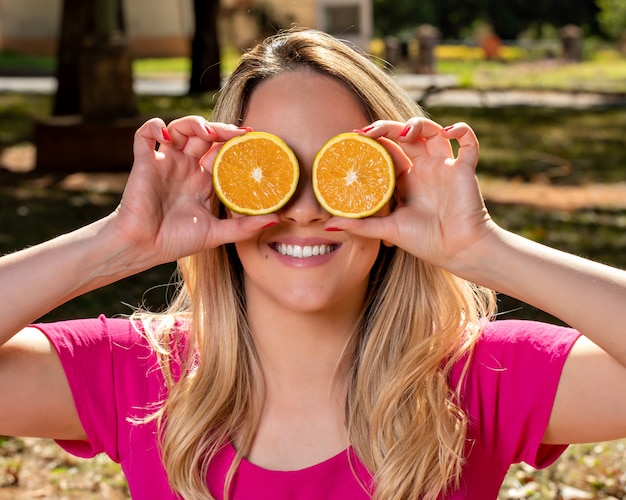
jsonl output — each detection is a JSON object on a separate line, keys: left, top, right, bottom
{"left": 312, "top": 132, "right": 395, "bottom": 218}
{"left": 213, "top": 131, "right": 299, "bottom": 215}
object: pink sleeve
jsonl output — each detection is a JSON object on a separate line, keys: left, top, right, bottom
{"left": 457, "top": 320, "right": 581, "bottom": 470}
{"left": 35, "top": 315, "right": 161, "bottom": 462}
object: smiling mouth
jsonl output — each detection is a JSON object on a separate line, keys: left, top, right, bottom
{"left": 271, "top": 243, "right": 339, "bottom": 258}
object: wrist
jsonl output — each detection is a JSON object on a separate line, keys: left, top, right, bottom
{"left": 441, "top": 222, "right": 512, "bottom": 289}
{"left": 59, "top": 214, "right": 160, "bottom": 293}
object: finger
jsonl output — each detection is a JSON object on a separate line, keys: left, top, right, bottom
{"left": 133, "top": 117, "right": 168, "bottom": 158}
{"left": 440, "top": 122, "right": 480, "bottom": 171}
{"left": 198, "top": 126, "right": 255, "bottom": 173}
{"left": 374, "top": 136, "right": 412, "bottom": 180}
{"left": 352, "top": 123, "right": 413, "bottom": 178}
{"left": 209, "top": 215, "right": 280, "bottom": 247}
{"left": 355, "top": 120, "right": 409, "bottom": 141}
{"left": 357, "top": 118, "right": 453, "bottom": 162}
{"left": 163, "top": 116, "right": 217, "bottom": 157}
{"left": 398, "top": 117, "right": 454, "bottom": 157}
{"left": 323, "top": 215, "right": 398, "bottom": 247}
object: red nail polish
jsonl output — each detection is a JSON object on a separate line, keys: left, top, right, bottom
{"left": 262, "top": 221, "right": 278, "bottom": 229}
{"left": 237, "top": 127, "right": 253, "bottom": 132}
{"left": 354, "top": 125, "right": 375, "bottom": 134}
{"left": 161, "top": 127, "right": 172, "bottom": 142}
{"left": 442, "top": 125, "right": 455, "bottom": 132}
{"left": 325, "top": 227, "right": 343, "bottom": 232}
{"left": 205, "top": 124, "right": 216, "bottom": 136}
{"left": 398, "top": 125, "right": 411, "bottom": 138}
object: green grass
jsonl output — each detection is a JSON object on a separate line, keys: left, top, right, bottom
{"left": 431, "top": 56, "right": 626, "bottom": 92}
{"left": 133, "top": 56, "right": 191, "bottom": 75}
{"left": 469, "top": 60, "right": 626, "bottom": 92}
{"left": 429, "top": 106, "right": 626, "bottom": 185}
{"left": 0, "top": 46, "right": 242, "bottom": 78}
{"left": 133, "top": 46, "right": 241, "bottom": 77}
{"left": 0, "top": 52, "right": 55, "bottom": 74}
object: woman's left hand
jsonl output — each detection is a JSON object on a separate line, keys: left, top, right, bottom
{"left": 326, "top": 118, "right": 495, "bottom": 271}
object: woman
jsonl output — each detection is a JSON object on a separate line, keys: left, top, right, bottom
{"left": 1, "top": 29, "right": 626, "bottom": 500}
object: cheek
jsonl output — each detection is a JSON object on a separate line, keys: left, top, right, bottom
{"left": 352, "top": 240, "right": 382, "bottom": 271}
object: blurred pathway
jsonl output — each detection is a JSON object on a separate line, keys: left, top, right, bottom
{"left": 2, "top": 74, "right": 626, "bottom": 108}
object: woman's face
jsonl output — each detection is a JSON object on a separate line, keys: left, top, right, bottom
{"left": 233, "top": 70, "right": 384, "bottom": 315}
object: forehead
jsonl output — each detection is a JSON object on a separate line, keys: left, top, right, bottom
{"left": 241, "top": 71, "right": 369, "bottom": 156}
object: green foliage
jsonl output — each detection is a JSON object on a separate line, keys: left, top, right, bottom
{"left": 597, "top": 0, "right": 626, "bottom": 38}
{"left": 373, "top": 0, "right": 601, "bottom": 39}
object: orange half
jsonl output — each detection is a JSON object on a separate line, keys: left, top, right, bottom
{"left": 213, "top": 131, "right": 299, "bottom": 215}
{"left": 312, "top": 132, "right": 395, "bottom": 218}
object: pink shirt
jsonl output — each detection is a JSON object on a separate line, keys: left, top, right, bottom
{"left": 36, "top": 316, "right": 580, "bottom": 499}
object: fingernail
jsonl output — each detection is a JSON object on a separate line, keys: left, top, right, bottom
{"left": 398, "top": 124, "right": 411, "bottom": 138}
{"left": 205, "top": 124, "right": 216, "bottom": 136}
{"left": 161, "top": 127, "right": 171, "bottom": 142}
{"left": 353, "top": 125, "right": 375, "bottom": 134}
{"left": 325, "top": 227, "right": 343, "bottom": 232}
{"left": 237, "top": 126, "right": 253, "bottom": 132}
{"left": 442, "top": 125, "right": 455, "bottom": 132}
{"left": 262, "top": 221, "right": 278, "bottom": 229}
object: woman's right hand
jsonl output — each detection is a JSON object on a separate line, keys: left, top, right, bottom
{"left": 109, "top": 116, "right": 279, "bottom": 266}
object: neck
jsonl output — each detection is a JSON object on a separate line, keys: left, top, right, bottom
{"left": 241, "top": 282, "right": 366, "bottom": 468}
{"left": 244, "top": 274, "right": 367, "bottom": 392}
{"left": 250, "top": 305, "right": 358, "bottom": 393}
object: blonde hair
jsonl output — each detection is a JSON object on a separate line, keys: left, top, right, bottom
{"left": 138, "top": 29, "right": 497, "bottom": 499}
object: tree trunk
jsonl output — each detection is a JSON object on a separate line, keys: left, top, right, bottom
{"left": 38, "top": 0, "right": 139, "bottom": 172}
{"left": 189, "top": 0, "right": 221, "bottom": 94}
{"left": 53, "top": 0, "right": 136, "bottom": 119}
{"left": 53, "top": 0, "right": 89, "bottom": 115}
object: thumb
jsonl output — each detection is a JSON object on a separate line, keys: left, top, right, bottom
{"left": 325, "top": 215, "right": 398, "bottom": 246}
{"left": 209, "top": 215, "right": 280, "bottom": 248}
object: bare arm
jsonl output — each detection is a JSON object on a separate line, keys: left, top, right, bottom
{"left": 455, "top": 224, "right": 626, "bottom": 444}
{"left": 0, "top": 328, "right": 85, "bottom": 439}
{"left": 0, "top": 117, "right": 278, "bottom": 439}
{"left": 0, "top": 216, "right": 142, "bottom": 346}
{"left": 0, "top": 215, "right": 157, "bottom": 439}
{"left": 334, "top": 118, "right": 626, "bottom": 445}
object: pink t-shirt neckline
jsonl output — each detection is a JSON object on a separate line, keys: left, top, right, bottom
{"left": 206, "top": 441, "right": 374, "bottom": 499}
{"left": 228, "top": 442, "right": 351, "bottom": 473}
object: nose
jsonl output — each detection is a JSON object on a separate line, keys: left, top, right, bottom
{"left": 278, "top": 169, "right": 330, "bottom": 225}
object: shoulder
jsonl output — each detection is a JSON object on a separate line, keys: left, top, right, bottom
{"left": 35, "top": 315, "right": 147, "bottom": 353}
{"left": 476, "top": 319, "right": 581, "bottom": 363}
{"left": 453, "top": 319, "right": 581, "bottom": 386}
{"left": 452, "top": 319, "right": 581, "bottom": 469}
{"left": 452, "top": 318, "right": 579, "bottom": 385}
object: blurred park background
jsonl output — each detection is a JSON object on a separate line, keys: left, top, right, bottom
{"left": 1, "top": 0, "right": 626, "bottom": 498}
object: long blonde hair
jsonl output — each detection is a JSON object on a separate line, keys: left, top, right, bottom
{"left": 139, "top": 29, "right": 497, "bottom": 500}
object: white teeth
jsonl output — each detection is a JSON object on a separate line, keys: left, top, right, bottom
{"left": 275, "top": 243, "right": 337, "bottom": 258}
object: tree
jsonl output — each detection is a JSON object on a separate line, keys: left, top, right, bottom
{"left": 372, "top": 0, "right": 601, "bottom": 39}
{"left": 189, "top": 0, "right": 221, "bottom": 93}
{"left": 597, "top": 0, "right": 626, "bottom": 39}
{"left": 37, "top": 0, "right": 137, "bottom": 171}
{"left": 53, "top": 0, "right": 136, "bottom": 119}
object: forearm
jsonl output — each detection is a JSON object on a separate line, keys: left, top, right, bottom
{"left": 0, "top": 214, "right": 154, "bottom": 344}
{"left": 454, "top": 223, "right": 626, "bottom": 364}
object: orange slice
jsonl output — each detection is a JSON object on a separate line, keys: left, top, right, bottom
{"left": 213, "top": 131, "right": 299, "bottom": 215}
{"left": 312, "top": 132, "right": 395, "bottom": 218}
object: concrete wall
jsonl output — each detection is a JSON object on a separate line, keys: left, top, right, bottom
{"left": 0, "top": 0, "right": 61, "bottom": 54}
